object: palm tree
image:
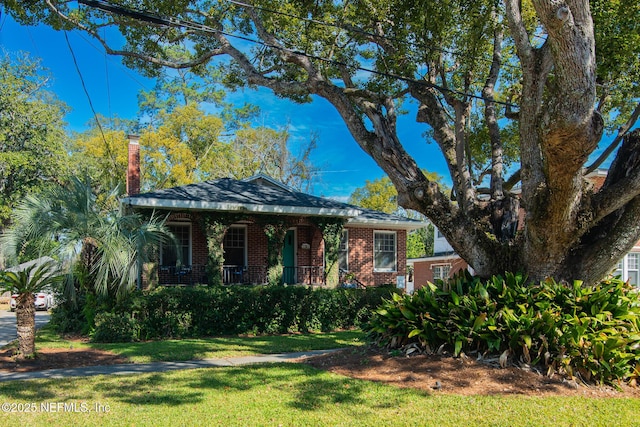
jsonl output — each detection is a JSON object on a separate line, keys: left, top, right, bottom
{"left": 1, "top": 175, "right": 173, "bottom": 301}
{"left": 0, "top": 260, "right": 61, "bottom": 358}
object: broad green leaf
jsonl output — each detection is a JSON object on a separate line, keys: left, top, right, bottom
{"left": 408, "top": 328, "right": 423, "bottom": 338}
{"left": 454, "top": 339, "right": 463, "bottom": 357}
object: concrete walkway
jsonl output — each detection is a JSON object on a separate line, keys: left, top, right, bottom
{"left": 0, "top": 349, "right": 342, "bottom": 382}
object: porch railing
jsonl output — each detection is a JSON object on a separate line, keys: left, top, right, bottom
{"left": 283, "top": 265, "right": 324, "bottom": 285}
{"left": 223, "top": 265, "right": 324, "bottom": 285}
{"left": 222, "top": 265, "right": 267, "bottom": 285}
{"left": 158, "top": 264, "right": 325, "bottom": 286}
{"left": 159, "top": 264, "right": 207, "bottom": 285}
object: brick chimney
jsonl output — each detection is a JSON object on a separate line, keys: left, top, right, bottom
{"left": 127, "top": 134, "right": 141, "bottom": 196}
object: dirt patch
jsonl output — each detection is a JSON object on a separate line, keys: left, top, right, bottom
{"left": 303, "top": 347, "right": 640, "bottom": 398}
{"left": 0, "top": 347, "right": 128, "bottom": 373}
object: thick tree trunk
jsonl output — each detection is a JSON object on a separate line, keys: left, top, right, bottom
{"left": 15, "top": 293, "right": 36, "bottom": 359}
{"left": 563, "top": 130, "right": 640, "bottom": 284}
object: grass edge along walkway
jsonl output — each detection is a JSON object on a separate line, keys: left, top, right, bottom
{"left": 0, "top": 348, "right": 343, "bottom": 382}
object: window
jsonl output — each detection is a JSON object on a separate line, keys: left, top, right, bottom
{"left": 374, "top": 231, "right": 397, "bottom": 272}
{"left": 628, "top": 253, "right": 639, "bottom": 286}
{"left": 162, "top": 223, "right": 191, "bottom": 266}
{"left": 338, "top": 230, "right": 349, "bottom": 271}
{"left": 223, "top": 226, "right": 246, "bottom": 266}
{"left": 616, "top": 252, "right": 640, "bottom": 288}
{"left": 432, "top": 264, "right": 451, "bottom": 281}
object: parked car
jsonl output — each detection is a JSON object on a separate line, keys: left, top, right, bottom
{"left": 9, "top": 291, "right": 55, "bottom": 312}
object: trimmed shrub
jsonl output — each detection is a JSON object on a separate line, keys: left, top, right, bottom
{"left": 366, "top": 272, "right": 640, "bottom": 386}
{"left": 92, "top": 312, "right": 140, "bottom": 343}
{"left": 97, "top": 284, "right": 397, "bottom": 340}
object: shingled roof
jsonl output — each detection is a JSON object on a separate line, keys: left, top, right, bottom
{"left": 121, "top": 175, "right": 424, "bottom": 230}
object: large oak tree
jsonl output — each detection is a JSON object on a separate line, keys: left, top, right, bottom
{"left": 8, "top": 0, "right": 639, "bottom": 285}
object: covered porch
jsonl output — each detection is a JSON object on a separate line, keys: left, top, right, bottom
{"left": 156, "top": 214, "right": 337, "bottom": 286}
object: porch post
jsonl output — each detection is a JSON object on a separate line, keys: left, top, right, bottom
{"left": 263, "top": 221, "right": 289, "bottom": 285}
{"left": 312, "top": 218, "right": 345, "bottom": 288}
{"left": 200, "top": 214, "right": 233, "bottom": 285}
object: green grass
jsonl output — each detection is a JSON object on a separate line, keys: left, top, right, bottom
{"left": 31, "top": 327, "right": 366, "bottom": 363}
{"left": 1, "top": 363, "right": 638, "bottom": 426}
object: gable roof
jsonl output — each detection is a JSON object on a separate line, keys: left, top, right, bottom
{"left": 121, "top": 177, "right": 424, "bottom": 230}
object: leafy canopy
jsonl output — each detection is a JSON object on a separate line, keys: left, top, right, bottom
{"left": 0, "top": 51, "right": 69, "bottom": 229}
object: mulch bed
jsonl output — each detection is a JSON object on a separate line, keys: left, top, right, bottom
{"left": 1, "top": 344, "right": 639, "bottom": 398}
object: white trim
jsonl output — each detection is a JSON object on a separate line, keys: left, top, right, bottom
{"left": 432, "top": 264, "right": 452, "bottom": 280}
{"left": 407, "top": 254, "right": 462, "bottom": 265}
{"left": 373, "top": 230, "right": 397, "bottom": 273}
{"left": 122, "top": 197, "right": 361, "bottom": 218}
{"left": 339, "top": 229, "right": 349, "bottom": 272}
{"left": 347, "top": 217, "right": 425, "bottom": 230}
{"left": 430, "top": 262, "right": 453, "bottom": 269}
{"left": 615, "top": 251, "right": 640, "bottom": 288}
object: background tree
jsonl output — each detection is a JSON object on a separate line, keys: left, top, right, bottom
{"left": 230, "top": 125, "right": 318, "bottom": 192}
{"left": 0, "top": 260, "right": 61, "bottom": 359}
{"left": 8, "top": 1, "right": 640, "bottom": 285}
{"left": 0, "top": 51, "right": 69, "bottom": 231}
{"left": 1, "top": 176, "right": 172, "bottom": 301}
{"left": 349, "top": 175, "right": 435, "bottom": 258}
{"left": 72, "top": 65, "right": 319, "bottom": 192}
{"left": 68, "top": 118, "right": 133, "bottom": 197}
{"left": 349, "top": 176, "right": 399, "bottom": 214}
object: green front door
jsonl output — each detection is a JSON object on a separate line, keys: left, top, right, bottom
{"left": 282, "top": 229, "right": 296, "bottom": 284}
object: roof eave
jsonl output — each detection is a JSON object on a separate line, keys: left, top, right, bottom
{"left": 121, "top": 197, "right": 360, "bottom": 218}
{"left": 346, "top": 218, "right": 427, "bottom": 230}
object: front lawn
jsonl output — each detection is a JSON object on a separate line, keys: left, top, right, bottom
{"left": 31, "top": 327, "right": 366, "bottom": 363}
{"left": 1, "top": 363, "right": 638, "bottom": 426}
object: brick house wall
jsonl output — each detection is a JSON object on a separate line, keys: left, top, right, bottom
{"left": 346, "top": 227, "right": 407, "bottom": 286}
{"left": 411, "top": 256, "right": 469, "bottom": 291}
{"left": 154, "top": 212, "right": 408, "bottom": 287}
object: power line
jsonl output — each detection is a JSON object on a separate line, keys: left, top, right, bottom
{"left": 75, "top": 30, "right": 151, "bottom": 91}
{"left": 76, "top": 0, "right": 519, "bottom": 108}
{"left": 63, "top": 29, "right": 118, "bottom": 168}
{"left": 224, "top": 0, "right": 520, "bottom": 72}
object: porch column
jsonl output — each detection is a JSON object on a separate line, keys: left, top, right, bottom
{"left": 263, "top": 221, "right": 289, "bottom": 285}
{"left": 200, "top": 214, "right": 234, "bottom": 285}
{"left": 312, "top": 218, "right": 345, "bottom": 288}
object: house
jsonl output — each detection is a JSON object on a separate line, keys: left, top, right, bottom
{"left": 408, "top": 169, "right": 640, "bottom": 291}
{"left": 121, "top": 137, "right": 425, "bottom": 288}
{"left": 407, "top": 229, "right": 473, "bottom": 292}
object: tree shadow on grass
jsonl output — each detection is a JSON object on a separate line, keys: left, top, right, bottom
{"left": 0, "top": 362, "right": 422, "bottom": 413}
{"left": 90, "top": 331, "right": 364, "bottom": 362}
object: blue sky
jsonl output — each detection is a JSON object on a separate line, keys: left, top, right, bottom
{"left": 0, "top": 14, "right": 452, "bottom": 200}
{"left": 0, "top": 13, "right": 624, "bottom": 201}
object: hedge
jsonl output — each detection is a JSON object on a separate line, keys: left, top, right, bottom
{"left": 92, "top": 284, "right": 398, "bottom": 342}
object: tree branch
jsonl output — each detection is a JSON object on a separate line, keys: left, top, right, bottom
{"left": 483, "top": 22, "right": 504, "bottom": 201}
{"left": 504, "top": 0, "right": 534, "bottom": 65}
{"left": 245, "top": 7, "right": 320, "bottom": 81}
{"left": 585, "top": 100, "right": 640, "bottom": 174}
{"left": 588, "top": 130, "right": 640, "bottom": 225}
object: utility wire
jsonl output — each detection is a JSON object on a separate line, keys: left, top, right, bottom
{"left": 76, "top": 31, "right": 151, "bottom": 90}
{"left": 224, "top": 0, "right": 520, "bottom": 72}
{"left": 63, "top": 29, "right": 118, "bottom": 168}
{"left": 77, "top": 0, "right": 519, "bottom": 108}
